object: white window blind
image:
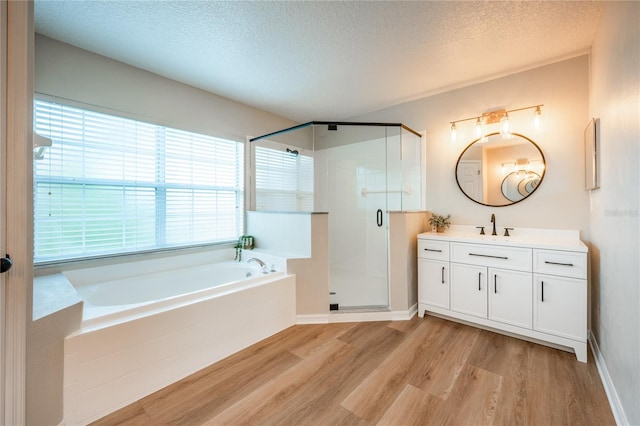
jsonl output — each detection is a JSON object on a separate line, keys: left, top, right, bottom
{"left": 254, "top": 142, "right": 314, "bottom": 211}
{"left": 33, "top": 100, "right": 244, "bottom": 262}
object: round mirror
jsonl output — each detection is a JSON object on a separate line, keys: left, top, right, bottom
{"left": 455, "top": 132, "right": 545, "bottom": 207}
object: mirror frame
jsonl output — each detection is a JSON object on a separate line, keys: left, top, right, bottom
{"left": 455, "top": 132, "right": 546, "bottom": 207}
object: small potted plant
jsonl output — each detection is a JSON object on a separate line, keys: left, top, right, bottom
{"left": 428, "top": 213, "right": 451, "bottom": 233}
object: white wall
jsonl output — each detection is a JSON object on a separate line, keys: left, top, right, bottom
{"left": 350, "top": 56, "right": 590, "bottom": 235}
{"left": 589, "top": 2, "right": 640, "bottom": 424}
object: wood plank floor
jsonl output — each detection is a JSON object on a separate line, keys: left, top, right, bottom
{"left": 91, "top": 315, "right": 615, "bottom": 426}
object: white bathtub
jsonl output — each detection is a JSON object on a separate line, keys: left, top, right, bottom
{"left": 73, "top": 260, "right": 282, "bottom": 327}
{"left": 63, "top": 255, "right": 296, "bottom": 425}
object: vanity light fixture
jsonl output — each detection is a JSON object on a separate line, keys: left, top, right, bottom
{"left": 500, "top": 112, "right": 512, "bottom": 139}
{"left": 450, "top": 122, "right": 458, "bottom": 143}
{"left": 474, "top": 117, "right": 484, "bottom": 138}
{"left": 533, "top": 106, "right": 543, "bottom": 129}
{"left": 449, "top": 104, "right": 543, "bottom": 143}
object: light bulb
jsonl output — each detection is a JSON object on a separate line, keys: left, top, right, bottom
{"left": 450, "top": 122, "right": 457, "bottom": 143}
{"left": 533, "top": 106, "right": 542, "bottom": 129}
{"left": 500, "top": 112, "right": 511, "bottom": 139}
{"left": 474, "top": 117, "right": 483, "bottom": 138}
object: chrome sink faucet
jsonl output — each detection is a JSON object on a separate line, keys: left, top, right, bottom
{"left": 490, "top": 213, "right": 497, "bottom": 236}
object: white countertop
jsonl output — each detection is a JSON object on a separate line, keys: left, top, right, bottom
{"left": 418, "top": 225, "right": 587, "bottom": 252}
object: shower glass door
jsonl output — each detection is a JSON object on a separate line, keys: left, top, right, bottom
{"left": 250, "top": 121, "right": 422, "bottom": 312}
{"left": 315, "top": 124, "right": 395, "bottom": 310}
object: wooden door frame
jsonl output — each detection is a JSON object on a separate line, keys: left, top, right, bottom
{"left": 3, "top": 1, "right": 33, "bottom": 424}
{"left": 0, "top": 1, "right": 6, "bottom": 419}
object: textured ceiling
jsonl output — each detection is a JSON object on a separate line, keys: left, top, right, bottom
{"left": 34, "top": 1, "right": 603, "bottom": 122}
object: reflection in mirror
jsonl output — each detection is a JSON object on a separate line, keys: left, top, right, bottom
{"left": 501, "top": 171, "right": 541, "bottom": 202}
{"left": 455, "top": 132, "right": 545, "bottom": 207}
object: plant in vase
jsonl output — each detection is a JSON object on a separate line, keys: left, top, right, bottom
{"left": 428, "top": 213, "right": 451, "bottom": 233}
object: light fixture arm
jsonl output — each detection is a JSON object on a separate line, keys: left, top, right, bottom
{"left": 450, "top": 104, "right": 543, "bottom": 126}
{"left": 449, "top": 104, "right": 543, "bottom": 143}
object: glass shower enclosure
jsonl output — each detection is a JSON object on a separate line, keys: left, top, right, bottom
{"left": 250, "top": 122, "right": 423, "bottom": 311}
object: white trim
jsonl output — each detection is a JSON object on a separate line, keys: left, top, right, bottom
{"left": 588, "top": 331, "right": 629, "bottom": 426}
{"left": 391, "top": 303, "right": 418, "bottom": 321}
{"left": 296, "top": 305, "right": 417, "bottom": 325}
{"left": 329, "top": 311, "right": 393, "bottom": 323}
{"left": 3, "top": 2, "right": 32, "bottom": 424}
{"left": 296, "top": 314, "right": 330, "bottom": 324}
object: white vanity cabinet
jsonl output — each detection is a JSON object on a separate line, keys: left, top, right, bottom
{"left": 488, "top": 268, "right": 533, "bottom": 329}
{"left": 417, "top": 239, "right": 450, "bottom": 309}
{"left": 450, "top": 242, "right": 532, "bottom": 325}
{"left": 450, "top": 263, "right": 486, "bottom": 318}
{"left": 417, "top": 227, "right": 588, "bottom": 362}
{"left": 533, "top": 249, "right": 587, "bottom": 342}
{"left": 533, "top": 274, "right": 586, "bottom": 341}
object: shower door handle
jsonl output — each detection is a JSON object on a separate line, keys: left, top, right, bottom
{"left": 376, "top": 209, "right": 383, "bottom": 227}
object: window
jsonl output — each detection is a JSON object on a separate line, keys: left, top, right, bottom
{"left": 253, "top": 140, "right": 314, "bottom": 211}
{"left": 33, "top": 99, "right": 244, "bottom": 263}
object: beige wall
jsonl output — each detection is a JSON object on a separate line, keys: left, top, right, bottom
{"left": 35, "top": 35, "right": 297, "bottom": 142}
{"left": 350, "top": 56, "right": 590, "bottom": 234}
{"left": 589, "top": 2, "right": 640, "bottom": 424}
{"left": 389, "top": 212, "right": 427, "bottom": 312}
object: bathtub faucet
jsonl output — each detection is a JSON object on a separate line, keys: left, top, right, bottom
{"left": 247, "top": 257, "right": 268, "bottom": 274}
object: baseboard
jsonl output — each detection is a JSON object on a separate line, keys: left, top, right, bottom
{"left": 296, "top": 314, "right": 329, "bottom": 324}
{"left": 589, "top": 331, "right": 629, "bottom": 426}
{"left": 297, "top": 306, "right": 417, "bottom": 325}
{"left": 391, "top": 303, "right": 418, "bottom": 321}
{"left": 328, "top": 310, "right": 392, "bottom": 323}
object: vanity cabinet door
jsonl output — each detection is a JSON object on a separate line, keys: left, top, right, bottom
{"left": 533, "top": 274, "right": 587, "bottom": 341}
{"left": 418, "top": 259, "right": 449, "bottom": 309}
{"left": 451, "top": 263, "right": 487, "bottom": 318}
{"left": 488, "top": 268, "right": 533, "bottom": 329}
